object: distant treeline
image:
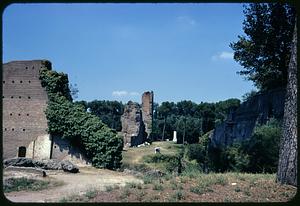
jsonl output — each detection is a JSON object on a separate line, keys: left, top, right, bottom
{"left": 75, "top": 98, "right": 241, "bottom": 143}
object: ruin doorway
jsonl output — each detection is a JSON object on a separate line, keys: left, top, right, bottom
{"left": 18, "top": 146, "right": 26, "bottom": 157}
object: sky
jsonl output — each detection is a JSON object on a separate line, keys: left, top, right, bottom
{"left": 3, "top": 3, "right": 255, "bottom": 104}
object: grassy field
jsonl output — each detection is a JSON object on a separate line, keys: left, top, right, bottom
{"left": 121, "top": 141, "right": 182, "bottom": 173}
{"left": 60, "top": 172, "right": 297, "bottom": 202}
{"left": 58, "top": 141, "right": 297, "bottom": 202}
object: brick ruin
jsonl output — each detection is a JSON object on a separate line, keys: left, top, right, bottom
{"left": 210, "top": 88, "right": 285, "bottom": 148}
{"left": 121, "top": 91, "right": 153, "bottom": 147}
{"left": 2, "top": 60, "right": 90, "bottom": 166}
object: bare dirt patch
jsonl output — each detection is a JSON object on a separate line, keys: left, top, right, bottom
{"left": 4, "top": 166, "right": 142, "bottom": 203}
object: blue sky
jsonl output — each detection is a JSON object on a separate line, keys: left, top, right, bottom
{"left": 3, "top": 3, "right": 255, "bottom": 104}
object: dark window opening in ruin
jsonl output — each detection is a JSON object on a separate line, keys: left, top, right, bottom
{"left": 26, "top": 114, "right": 29, "bottom": 116}
{"left": 32, "top": 66, "right": 34, "bottom": 69}
{"left": 10, "top": 113, "right": 12, "bottom": 116}
{"left": 29, "top": 81, "right": 31, "bottom": 83}
{"left": 2, "top": 96, "right": 4, "bottom": 98}
{"left": 3, "top": 81, "right": 5, "bottom": 84}
{"left": 28, "top": 96, "right": 31, "bottom": 99}
{"left": 23, "top": 129, "right": 26, "bottom": 131}
{"left": 18, "top": 146, "right": 26, "bottom": 157}
{"left": 12, "top": 128, "right": 14, "bottom": 131}
{"left": 12, "top": 81, "right": 14, "bottom": 83}
{"left": 25, "top": 67, "right": 28, "bottom": 69}
{"left": 11, "top": 96, "right": 13, "bottom": 98}
{"left": 4, "top": 128, "right": 7, "bottom": 131}
{"left": 19, "top": 96, "right": 21, "bottom": 99}
{"left": 54, "top": 145, "right": 57, "bottom": 148}
{"left": 18, "top": 113, "right": 21, "bottom": 116}
{"left": 20, "top": 81, "right": 23, "bottom": 83}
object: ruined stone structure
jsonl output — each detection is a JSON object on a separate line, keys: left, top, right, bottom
{"left": 210, "top": 88, "right": 286, "bottom": 148}
{"left": 3, "top": 60, "right": 90, "bottom": 166}
{"left": 121, "top": 91, "right": 153, "bottom": 147}
{"left": 141, "top": 91, "right": 154, "bottom": 138}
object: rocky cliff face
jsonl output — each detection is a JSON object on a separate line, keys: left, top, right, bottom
{"left": 210, "top": 88, "right": 286, "bottom": 148}
{"left": 121, "top": 101, "right": 147, "bottom": 147}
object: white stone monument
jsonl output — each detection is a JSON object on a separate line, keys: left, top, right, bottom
{"left": 173, "top": 131, "right": 177, "bottom": 143}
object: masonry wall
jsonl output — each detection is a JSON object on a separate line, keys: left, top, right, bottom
{"left": 210, "top": 88, "right": 286, "bottom": 148}
{"left": 3, "top": 60, "right": 51, "bottom": 159}
{"left": 141, "top": 91, "right": 153, "bottom": 137}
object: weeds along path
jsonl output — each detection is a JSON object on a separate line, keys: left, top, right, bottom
{"left": 5, "top": 167, "right": 142, "bottom": 203}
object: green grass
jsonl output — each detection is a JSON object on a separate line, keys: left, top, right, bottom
{"left": 3, "top": 177, "right": 63, "bottom": 193}
{"left": 122, "top": 141, "right": 182, "bottom": 173}
{"left": 85, "top": 188, "right": 97, "bottom": 199}
{"left": 152, "top": 182, "right": 164, "bottom": 191}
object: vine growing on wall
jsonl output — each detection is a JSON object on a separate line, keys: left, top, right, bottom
{"left": 39, "top": 67, "right": 123, "bottom": 169}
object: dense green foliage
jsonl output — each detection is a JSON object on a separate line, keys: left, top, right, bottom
{"left": 40, "top": 68, "right": 123, "bottom": 169}
{"left": 230, "top": 3, "right": 296, "bottom": 90}
{"left": 185, "top": 119, "right": 281, "bottom": 173}
{"left": 87, "top": 100, "right": 124, "bottom": 131}
{"left": 152, "top": 99, "right": 240, "bottom": 143}
{"left": 74, "top": 100, "right": 124, "bottom": 132}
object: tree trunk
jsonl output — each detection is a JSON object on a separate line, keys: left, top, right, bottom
{"left": 276, "top": 23, "right": 297, "bottom": 186}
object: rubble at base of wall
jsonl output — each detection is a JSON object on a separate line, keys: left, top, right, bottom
{"left": 3, "top": 157, "right": 79, "bottom": 173}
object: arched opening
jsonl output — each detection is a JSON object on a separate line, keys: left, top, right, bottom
{"left": 18, "top": 146, "right": 26, "bottom": 157}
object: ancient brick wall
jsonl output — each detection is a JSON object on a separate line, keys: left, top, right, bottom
{"left": 121, "top": 101, "right": 146, "bottom": 147}
{"left": 141, "top": 91, "right": 153, "bottom": 137}
{"left": 3, "top": 60, "right": 91, "bottom": 166}
{"left": 210, "top": 88, "right": 286, "bottom": 148}
{"left": 3, "top": 60, "right": 51, "bottom": 159}
{"left": 121, "top": 91, "right": 154, "bottom": 147}
{"left": 51, "top": 136, "right": 91, "bottom": 166}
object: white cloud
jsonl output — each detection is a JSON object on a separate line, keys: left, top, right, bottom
{"left": 176, "top": 16, "right": 197, "bottom": 26}
{"left": 129, "top": 92, "right": 139, "bottom": 96}
{"left": 112, "top": 90, "right": 139, "bottom": 97}
{"left": 212, "top": 52, "right": 234, "bottom": 61}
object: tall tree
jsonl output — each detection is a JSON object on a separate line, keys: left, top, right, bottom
{"left": 277, "top": 23, "right": 297, "bottom": 186}
{"left": 230, "top": 3, "right": 296, "bottom": 90}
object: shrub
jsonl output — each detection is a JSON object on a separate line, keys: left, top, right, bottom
{"left": 85, "top": 189, "right": 97, "bottom": 199}
{"left": 40, "top": 68, "right": 123, "bottom": 169}
{"left": 4, "top": 177, "right": 51, "bottom": 193}
{"left": 152, "top": 182, "right": 164, "bottom": 191}
{"left": 172, "top": 190, "right": 185, "bottom": 200}
{"left": 243, "top": 118, "right": 282, "bottom": 173}
{"left": 105, "top": 185, "right": 113, "bottom": 192}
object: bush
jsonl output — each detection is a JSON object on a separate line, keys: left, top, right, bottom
{"left": 40, "top": 68, "right": 123, "bottom": 170}
{"left": 4, "top": 177, "right": 51, "bottom": 193}
{"left": 244, "top": 118, "right": 281, "bottom": 173}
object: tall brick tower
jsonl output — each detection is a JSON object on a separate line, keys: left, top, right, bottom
{"left": 141, "top": 91, "right": 153, "bottom": 138}
{"left": 2, "top": 60, "right": 51, "bottom": 159}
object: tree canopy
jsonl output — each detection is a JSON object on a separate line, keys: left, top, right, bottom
{"left": 230, "top": 3, "right": 296, "bottom": 91}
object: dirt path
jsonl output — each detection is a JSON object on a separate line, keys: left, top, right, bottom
{"left": 4, "top": 167, "right": 142, "bottom": 202}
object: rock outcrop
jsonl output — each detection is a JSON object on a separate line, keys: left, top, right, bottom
{"left": 210, "top": 88, "right": 286, "bottom": 148}
{"left": 3, "top": 157, "right": 79, "bottom": 173}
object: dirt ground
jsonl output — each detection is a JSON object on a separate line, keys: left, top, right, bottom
{"left": 4, "top": 167, "right": 142, "bottom": 203}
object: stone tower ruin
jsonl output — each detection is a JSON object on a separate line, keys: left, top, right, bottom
{"left": 121, "top": 91, "right": 153, "bottom": 147}
{"left": 3, "top": 60, "right": 90, "bottom": 165}
{"left": 142, "top": 91, "right": 154, "bottom": 138}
